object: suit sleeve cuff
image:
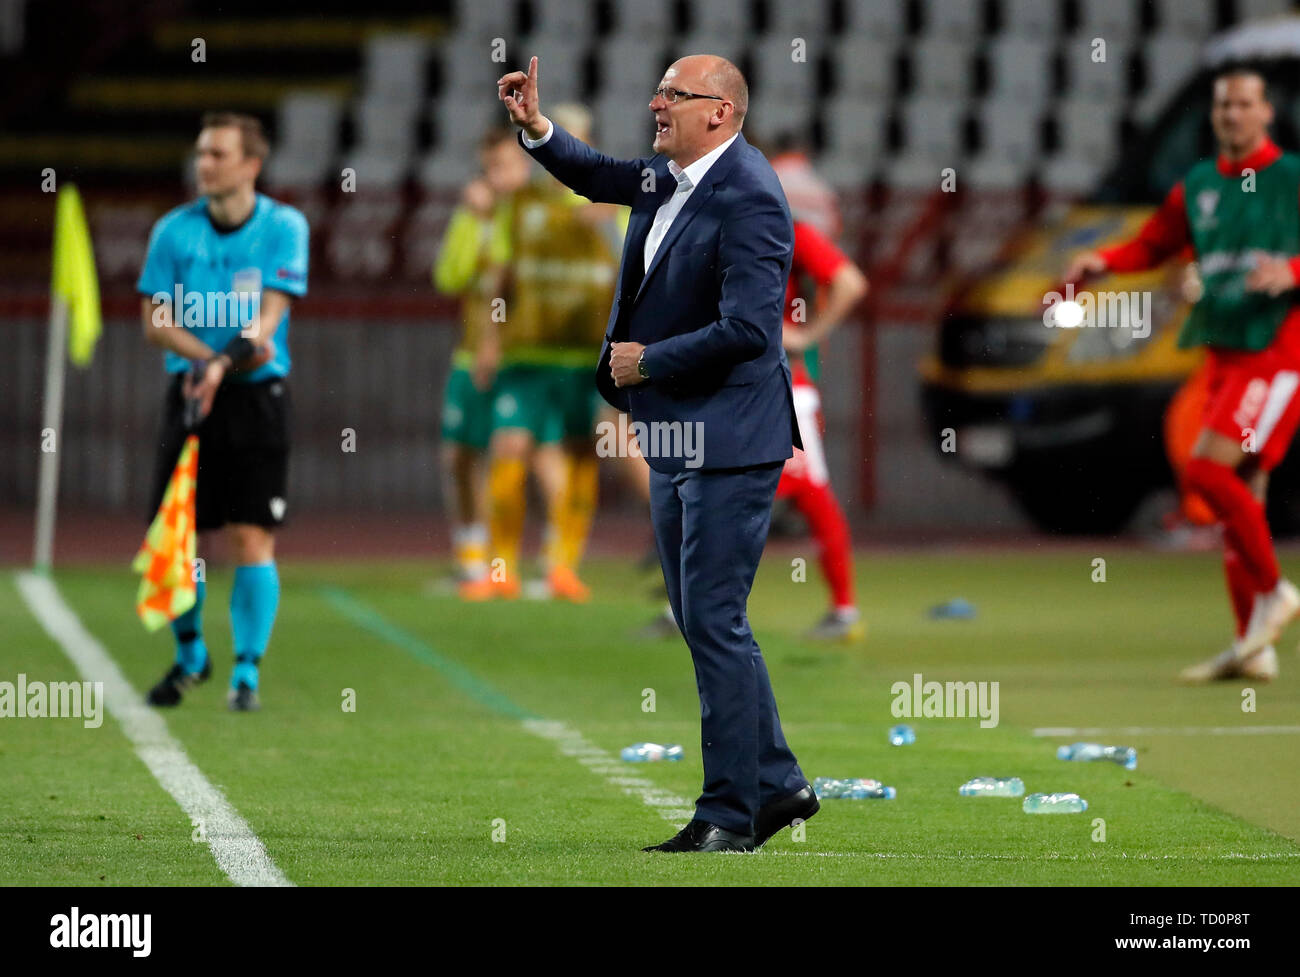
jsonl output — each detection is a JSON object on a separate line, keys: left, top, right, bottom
{"left": 520, "top": 118, "right": 553, "bottom": 148}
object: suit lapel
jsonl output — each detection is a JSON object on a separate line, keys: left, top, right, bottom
{"left": 631, "top": 133, "right": 748, "bottom": 307}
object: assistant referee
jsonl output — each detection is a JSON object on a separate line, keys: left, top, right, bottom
{"left": 137, "top": 112, "right": 309, "bottom": 712}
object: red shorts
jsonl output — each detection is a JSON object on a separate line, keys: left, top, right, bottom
{"left": 1202, "top": 344, "right": 1300, "bottom": 471}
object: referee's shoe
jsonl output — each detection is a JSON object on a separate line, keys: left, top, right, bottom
{"left": 145, "top": 657, "right": 213, "bottom": 707}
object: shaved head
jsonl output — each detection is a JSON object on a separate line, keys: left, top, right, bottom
{"left": 650, "top": 54, "right": 749, "bottom": 165}
{"left": 699, "top": 55, "right": 748, "bottom": 129}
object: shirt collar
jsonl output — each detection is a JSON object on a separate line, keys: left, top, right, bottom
{"left": 666, "top": 133, "right": 740, "bottom": 191}
{"left": 1217, "top": 136, "right": 1281, "bottom": 177}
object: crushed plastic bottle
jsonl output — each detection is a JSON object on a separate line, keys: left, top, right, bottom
{"left": 620, "top": 743, "right": 684, "bottom": 762}
{"left": 1023, "top": 792, "right": 1088, "bottom": 813}
{"left": 813, "top": 777, "right": 896, "bottom": 800}
{"left": 958, "top": 776, "right": 1025, "bottom": 797}
{"left": 888, "top": 724, "right": 916, "bottom": 746}
{"left": 1057, "top": 742, "right": 1137, "bottom": 770}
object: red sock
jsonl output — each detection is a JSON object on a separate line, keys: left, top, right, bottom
{"left": 788, "top": 476, "right": 855, "bottom": 611}
{"left": 1184, "top": 458, "right": 1279, "bottom": 593}
{"left": 1223, "top": 542, "right": 1255, "bottom": 637}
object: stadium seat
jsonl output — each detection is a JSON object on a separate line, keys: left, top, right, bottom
{"left": 516, "top": 35, "right": 587, "bottom": 102}
{"left": 687, "top": 0, "right": 749, "bottom": 36}
{"left": 841, "top": 0, "right": 908, "bottom": 41}
{"left": 920, "top": 0, "right": 984, "bottom": 38}
{"left": 816, "top": 150, "right": 880, "bottom": 192}
{"left": 985, "top": 36, "right": 1056, "bottom": 107}
{"left": 352, "top": 96, "right": 421, "bottom": 157}
{"left": 751, "top": 35, "right": 820, "bottom": 104}
{"left": 910, "top": 36, "right": 974, "bottom": 98}
{"left": 766, "top": 0, "right": 832, "bottom": 39}
{"left": 427, "top": 97, "right": 496, "bottom": 157}
{"left": 966, "top": 100, "right": 1041, "bottom": 190}
{"left": 887, "top": 97, "right": 967, "bottom": 190}
{"left": 337, "top": 150, "right": 412, "bottom": 193}
{"left": 1073, "top": 0, "right": 1140, "bottom": 41}
{"left": 531, "top": 0, "right": 596, "bottom": 39}
{"left": 1150, "top": 0, "right": 1214, "bottom": 37}
{"left": 748, "top": 95, "right": 818, "bottom": 145}
{"left": 594, "top": 92, "right": 654, "bottom": 159}
{"left": 1132, "top": 34, "right": 1201, "bottom": 122}
{"left": 594, "top": 37, "right": 669, "bottom": 97}
{"left": 1039, "top": 154, "right": 1106, "bottom": 195}
{"left": 668, "top": 31, "right": 745, "bottom": 69}
{"left": 1062, "top": 37, "right": 1132, "bottom": 102}
{"left": 434, "top": 37, "right": 507, "bottom": 102}
{"left": 362, "top": 34, "right": 431, "bottom": 101}
{"left": 830, "top": 38, "right": 896, "bottom": 99}
{"left": 1041, "top": 96, "right": 1118, "bottom": 194}
{"left": 820, "top": 94, "right": 889, "bottom": 157}
{"left": 607, "top": 0, "right": 672, "bottom": 38}
{"left": 417, "top": 146, "right": 477, "bottom": 190}
{"left": 265, "top": 92, "right": 344, "bottom": 189}
{"left": 998, "top": 0, "right": 1064, "bottom": 38}
{"left": 454, "top": 0, "right": 522, "bottom": 37}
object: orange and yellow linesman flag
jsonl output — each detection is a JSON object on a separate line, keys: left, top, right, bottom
{"left": 132, "top": 435, "right": 199, "bottom": 630}
{"left": 50, "top": 184, "right": 102, "bottom": 367}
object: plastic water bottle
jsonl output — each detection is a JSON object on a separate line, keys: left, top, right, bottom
{"left": 813, "top": 777, "right": 896, "bottom": 800}
{"left": 620, "top": 743, "right": 684, "bottom": 762}
{"left": 1057, "top": 742, "right": 1137, "bottom": 770}
{"left": 888, "top": 724, "right": 916, "bottom": 746}
{"left": 959, "top": 776, "right": 1025, "bottom": 797}
{"left": 1023, "top": 792, "right": 1088, "bottom": 813}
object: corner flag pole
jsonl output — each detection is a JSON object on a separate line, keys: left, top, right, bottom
{"left": 36, "top": 184, "right": 102, "bottom": 572}
{"left": 32, "top": 295, "right": 68, "bottom": 572}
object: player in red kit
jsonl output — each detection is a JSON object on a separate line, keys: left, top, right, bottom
{"left": 778, "top": 219, "right": 869, "bottom": 639}
{"left": 1064, "top": 68, "right": 1300, "bottom": 682}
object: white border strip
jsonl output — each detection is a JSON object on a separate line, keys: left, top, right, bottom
{"left": 1033, "top": 726, "right": 1300, "bottom": 737}
{"left": 15, "top": 571, "right": 292, "bottom": 887}
{"left": 523, "top": 719, "right": 695, "bottom": 826}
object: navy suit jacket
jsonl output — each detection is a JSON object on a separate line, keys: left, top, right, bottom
{"left": 518, "top": 122, "right": 802, "bottom": 473}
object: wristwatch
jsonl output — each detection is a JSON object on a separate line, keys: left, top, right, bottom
{"left": 637, "top": 350, "right": 649, "bottom": 380}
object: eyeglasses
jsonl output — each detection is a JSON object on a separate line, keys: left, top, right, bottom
{"left": 653, "top": 87, "right": 726, "bottom": 104}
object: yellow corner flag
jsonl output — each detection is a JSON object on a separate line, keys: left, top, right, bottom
{"left": 132, "top": 435, "right": 199, "bottom": 630}
{"left": 50, "top": 184, "right": 101, "bottom": 367}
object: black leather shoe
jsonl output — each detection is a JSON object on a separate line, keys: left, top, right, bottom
{"left": 642, "top": 819, "right": 756, "bottom": 852}
{"left": 754, "top": 784, "right": 820, "bottom": 848}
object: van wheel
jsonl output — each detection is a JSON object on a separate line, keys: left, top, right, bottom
{"left": 1006, "top": 472, "right": 1149, "bottom": 535}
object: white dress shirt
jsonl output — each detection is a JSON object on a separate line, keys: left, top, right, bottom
{"left": 523, "top": 119, "right": 739, "bottom": 273}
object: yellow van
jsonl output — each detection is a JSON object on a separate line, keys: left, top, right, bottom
{"left": 920, "top": 25, "right": 1300, "bottom": 533}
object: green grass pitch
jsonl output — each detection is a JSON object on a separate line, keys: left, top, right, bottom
{"left": 3, "top": 549, "right": 1299, "bottom": 885}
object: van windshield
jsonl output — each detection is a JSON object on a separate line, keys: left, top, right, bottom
{"left": 1093, "top": 63, "right": 1300, "bottom": 205}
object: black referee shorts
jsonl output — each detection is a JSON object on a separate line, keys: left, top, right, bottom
{"left": 148, "top": 373, "right": 291, "bottom": 532}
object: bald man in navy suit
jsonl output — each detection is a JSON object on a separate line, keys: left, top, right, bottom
{"left": 499, "top": 53, "right": 819, "bottom": 852}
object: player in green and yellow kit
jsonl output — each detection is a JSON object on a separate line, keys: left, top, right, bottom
{"left": 433, "top": 127, "right": 531, "bottom": 584}
{"left": 463, "top": 104, "right": 627, "bottom": 601}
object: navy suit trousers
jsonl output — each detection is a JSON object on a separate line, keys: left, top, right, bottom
{"left": 649, "top": 461, "right": 808, "bottom": 833}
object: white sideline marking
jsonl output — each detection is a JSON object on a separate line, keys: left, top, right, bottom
{"left": 15, "top": 572, "right": 292, "bottom": 887}
{"left": 1033, "top": 726, "right": 1300, "bottom": 737}
{"left": 522, "top": 718, "right": 693, "bottom": 830}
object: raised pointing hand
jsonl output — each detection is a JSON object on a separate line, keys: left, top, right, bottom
{"left": 498, "top": 56, "right": 546, "bottom": 138}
